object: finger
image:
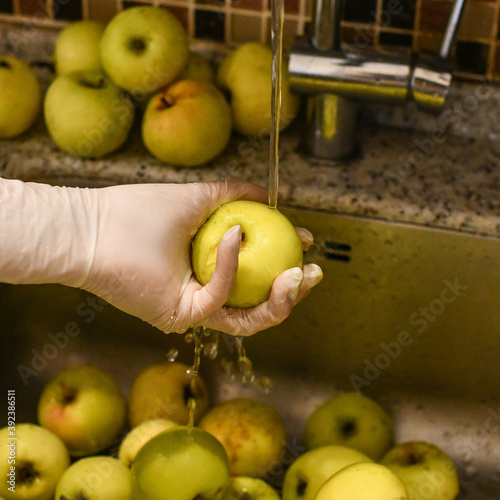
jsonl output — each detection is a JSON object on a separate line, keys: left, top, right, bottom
{"left": 295, "top": 263, "right": 323, "bottom": 302}
{"left": 189, "top": 225, "right": 241, "bottom": 322}
{"left": 295, "top": 226, "right": 314, "bottom": 251}
{"left": 202, "top": 267, "right": 304, "bottom": 336}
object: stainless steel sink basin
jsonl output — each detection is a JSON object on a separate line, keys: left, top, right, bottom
{"left": 1, "top": 207, "right": 499, "bottom": 499}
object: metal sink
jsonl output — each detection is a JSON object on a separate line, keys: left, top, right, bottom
{"left": 1, "top": 207, "right": 499, "bottom": 499}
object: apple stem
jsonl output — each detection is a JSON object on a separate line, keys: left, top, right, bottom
{"left": 17, "top": 462, "right": 38, "bottom": 484}
{"left": 130, "top": 38, "right": 146, "bottom": 53}
{"left": 0, "top": 60, "right": 11, "bottom": 69}
{"left": 159, "top": 95, "right": 175, "bottom": 109}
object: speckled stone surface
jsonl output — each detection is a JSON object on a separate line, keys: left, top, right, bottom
{"left": 1, "top": 22, "right": 500, "bottom": 238}
{"left": 2, "top": 116, "right": 499, "bottom": 237}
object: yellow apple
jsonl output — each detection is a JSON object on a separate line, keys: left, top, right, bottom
{"left": 282, "top": 445, "right": 373, "bottom": 500}
{"left": 216, "top": 42, "right": 300, "bottom": 136}
{"left": 127, "top": 361, "right": 210, "bottom": 427}
{"left": 223, "top": 476, "right": 280, "bottom": 499}
{"left": 380, "top": 441, "right": 460, "bottom": 500}
{"left": 142, "top": 79, "right": 232, "bottom": 166}
{"left": 37, "top": 364, "right": 127, "bottom": 457}
{"left": 54, "top": 20, "right": 105, "bottom": 75}
{"left": 118, "top": 418, "right": 178, "bottom": 468}
{"left": 303, "top": 391, "right": 395, "bottom": 460}
{"left": 100, "top": 6, "right": 189, "bottom": 96}
{"left": 0, "top": 55, "right": 42, "bottom": 138}
{"left": 315, "top": 462, "right": 408, "bottom": 500}
{"left": 199, "top": 397, "right": 287, "bottom": 478}
{"left": 192, "top": 200, "right": 303, "bottom": 308}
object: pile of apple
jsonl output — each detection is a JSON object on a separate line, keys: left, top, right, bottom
{"left": 0, "top": 360, "right": 461, "bottom": 500}
{"left": 0, "top": 5, "right": 300, "bottom": 166}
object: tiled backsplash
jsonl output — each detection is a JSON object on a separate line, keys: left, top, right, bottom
{"left": 1, "top": 0, "right": 499, "bottom": 83}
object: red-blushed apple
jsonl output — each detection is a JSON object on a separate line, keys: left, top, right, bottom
{"left": 0, "top": 55, "right": 42, "bottom": 138}
{"left": 192, "top": 200, "right": 304, "bottom": 308}
{"left": 37, "top": 364, "right": 127, "bottom": 457}
{"left": 141, "top": 79, "right": 232, "bottom": 166}
{"left": 131, "top": 426, "right": 230, "bottom": 500}
{"left": 0, "top": 423, "right": 70, "bottom": 500}
{"left": 315, "top": 462, "right": 408, "bottom": 500}
{"left": 43, "top": 70, "right": 135, "bottom": 158}
{"left": 53, "top": 20, "right": 105, "bottom": 75}
{"left": 118, "top": 418, "right": 178, "bottom": 468}
{"left": 100, "top": 6, "right": 189, "bottom": 96}
{"left": 282, "top": 444, "right": 373, "bottom": 500}
{"left": 198, "top": 397, "right": 287, "bottom": 478}
{"left": 380, "top": 441, "right": 460, "bottom": 500}
{"left": 127, "top": 361, "right": 210, "bottom": 427}
{"left": 216, "top": 42, "right": 300, "bottom": 137}
{"left": 54, "top": 456, "right": 132, "bottom": 500}
{"left": 303, "top": 391, "right": 395, "bottom": 460}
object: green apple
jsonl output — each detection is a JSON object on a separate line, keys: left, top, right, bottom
{"left": 223, "top": 477, "right": 280, "bottom": 499}
{"left": 53, "top": 20, "right": 105, "bottom": 75}
{"left": 37, "top": 364, "right": 127, "bottom": 457}
{"left": 55, "top": 456, "right": 132, "bottom": 500}
{"left": 128, "top": 361, "right": 210, "bottom": 427}
{"left": 315, "top": 462, "right": 408, "bottom": 500}
{"left": 0, "top": 55, "right": 42, "bottom": 138}
{"left": 303, "top": 391, "right": 395, "bottom": 460}
{"left": 177, "top": 52, "right": 215, "bottom": 82}
{"left": 199, "top": 397, "right": 286, "bottom": 478}
{"left": 141, "top": 78, "right": 232, "bottom": 166}
{"left": 0, "top": 423, "right": 70, "bottom": 500}
{"left": 100, "top": 6, "right": 189, "bottom": 96}
{"left": 380, "top": 441, "right": 460, "bottom": 500}
{"left": 131, "top": 426, "right": 229, "bottom": 500}
{"left": 118, "top": 418, "right": 178, "bottom": 468}
{"left": 44, "top": 69, "right": 134, "bottom": 158}
{"left": 216, "top": 42, "right": 300, "bottom": 137}
{"left": 192, "top": 200, "right": 303, "bottom": 308}
{"left": 282, "top": 445, "right": 373, "bottom": 500}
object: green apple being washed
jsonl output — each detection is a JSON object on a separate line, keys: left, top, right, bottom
{"left": 131, "top": 426, "right": 230, "bottom": 500}
{"left": 192, "top": 200, "right": 304, "bottom": 308}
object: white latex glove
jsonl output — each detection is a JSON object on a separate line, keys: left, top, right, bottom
{"left": 0, "top": 178, "right": 322, "bottom": 336}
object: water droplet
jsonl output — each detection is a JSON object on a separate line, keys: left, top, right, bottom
{"left": 166, "top": 348, "right": 179, "bottom": 362}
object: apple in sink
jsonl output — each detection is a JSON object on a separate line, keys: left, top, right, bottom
{"left": 216, "top": 42, "right": 300, "bottom": 137}
{"left": 118, "top": 418, "right": 178, "bottom": 468}
{"left": 131, "top": 426, "right": 229, "bottom": 499}
{"left": 127, "top": 361, "right": 210, "bottom": 427}
{"left": 281, "top": 444, "right": 373, "bottom": 500}
{"left": 0, "top": 55, "right": 42, "bottom": 138}
{"left": 380, "top": 441, "right": 460, "bottom": 500}
{"left": 100, "top": 5, "right": 189, "bottom": 96}
{"left": 199, "top": 397, "right": 287, "bottom": 478}
{"left": 37, "top": 364, "right": 127, "bottom": 457}
{"left": 53, "top": 20, "right": 105, "bottom": 75}
{"left": 303, "top": 391, "right": 395, "bottom": 460}
{"left": 315, "top": 462, "right": 408, "bottom": 500}
{"left": 54, "top": 456, "right": 132, "bottom": 500}
{"left": 43, "top": 70, "right": 135, "bottom": 158}
{"left": 192, "top": 200, "right": 304, "bottom": 308}
{"left": 141, "top": 79, "right": 232, "bottom": 166}
{"left": 0, "top": 423, "right": 70, "bottom": 500}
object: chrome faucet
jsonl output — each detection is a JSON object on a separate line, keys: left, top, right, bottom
{"left": 289, "top": 0, "right": 466, "bottom": 162}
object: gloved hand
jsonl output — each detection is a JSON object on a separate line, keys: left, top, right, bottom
{"left": 0, "top": 178, "right": 323, "bottom": 336}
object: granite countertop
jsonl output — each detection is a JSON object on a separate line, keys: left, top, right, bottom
{"left": 1, "top": 114, "right": 499, "bottom": 238}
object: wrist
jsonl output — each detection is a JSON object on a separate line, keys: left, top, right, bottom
{"left": 0, "top": 178, "right": 99, "bottom": 287}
